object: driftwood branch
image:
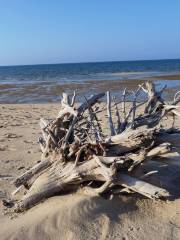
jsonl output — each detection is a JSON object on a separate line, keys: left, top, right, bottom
{"left": 106, "top": 91, "right": 116, "bottom": 136}
{"left": 3, "top": 82, "right": 180, "bottom": 212}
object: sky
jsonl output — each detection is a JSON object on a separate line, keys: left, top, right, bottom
{"left": 0, "top": 0, "right": 180, "bottom": 66}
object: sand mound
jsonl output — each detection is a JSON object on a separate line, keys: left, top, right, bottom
{"left": 0, "top": 194, "right": 180, "bottom": 240}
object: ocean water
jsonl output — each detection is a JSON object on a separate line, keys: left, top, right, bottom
{"left": 0, "top": 59, "right": 180, "bottom": 103}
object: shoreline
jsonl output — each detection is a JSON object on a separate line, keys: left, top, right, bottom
{"left": 0, "top": 74, "right": 180, "bottom": 104}
{"left": 148, "top": 74, "right": 180, "bottom": 80}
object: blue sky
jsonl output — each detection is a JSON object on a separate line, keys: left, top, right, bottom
{"left": 0, "top": 0, "right": 180, "bottom": 66}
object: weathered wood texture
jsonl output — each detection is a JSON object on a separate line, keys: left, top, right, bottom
{"left": 4, "top": 81, "right": 180, "bottom": 212}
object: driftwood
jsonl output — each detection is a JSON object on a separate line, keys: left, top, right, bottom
{"left": 3, "top": 81, "right": 180, "bottom": 212}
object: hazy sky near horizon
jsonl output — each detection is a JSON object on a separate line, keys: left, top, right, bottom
{"left": 0, "top": 0, "right": 180, "bottom": 66}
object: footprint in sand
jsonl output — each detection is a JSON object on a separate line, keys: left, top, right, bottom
{"left": 0, "top": 145, "right": 8, "bottom": 151}
{"left": 4, "top": 133, "right": 22, "bottom": 139}
{"left": 0, "top": 174, "right": 14, "bottom": 180}
{"left": 24, "top": 140, "right": 33, "bottom": 144}
{"left": 10, "top": 123, "right": 22, "bottom": 127}
{"left": 0, "top": 145, "right": 17, "bottom": 151}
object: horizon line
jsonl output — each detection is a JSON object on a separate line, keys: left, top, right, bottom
{"left": 0, "top": 57, "right": 180, "bottom": 68}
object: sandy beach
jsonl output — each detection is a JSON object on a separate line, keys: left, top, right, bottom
{"left": 0, "top": 103, "right": 180, "bottom": 240}
{"left": 1, "top": 0, "right": 180, "bottom": 238}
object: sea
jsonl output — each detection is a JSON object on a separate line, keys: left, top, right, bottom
{"left": 0, "top": 59, "right": 180, "bottom": 103}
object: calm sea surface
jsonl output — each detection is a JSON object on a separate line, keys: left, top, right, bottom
{"left": 0, "top": 59, "right": 180, "bottom": 103}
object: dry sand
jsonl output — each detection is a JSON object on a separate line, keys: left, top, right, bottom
{"left": 0, "top": 104, "right": 180, "bottom": 240}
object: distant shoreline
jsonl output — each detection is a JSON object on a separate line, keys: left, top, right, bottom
{"left": 1, "top": 58, "right": 180, "bottom": 68}
{"left": 0, "top": 59, "right": 180, "bottom": 103}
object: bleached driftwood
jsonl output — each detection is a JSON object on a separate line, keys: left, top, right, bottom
{"left": 3, "top": 81, "right": 180, "bottom": 212}
{"left": 14, "top": 159, "right": 52, "bottom": 188}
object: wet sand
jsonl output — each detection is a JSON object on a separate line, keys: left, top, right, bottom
{"left": 149, "top": 74, "right": 180, "bottom": 80}
{"left": 0, "top": 74, "right": 180, "bottom": 103}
